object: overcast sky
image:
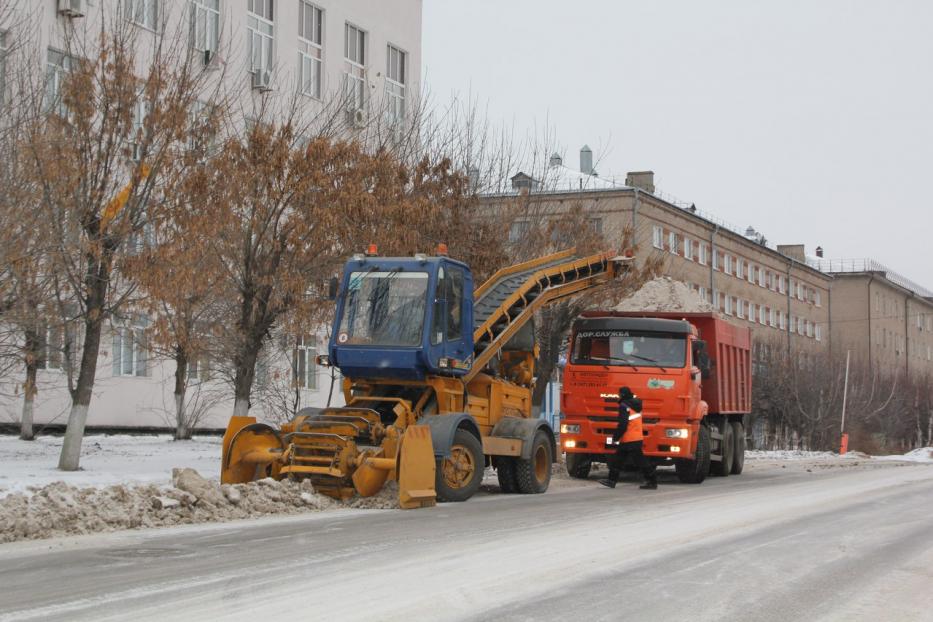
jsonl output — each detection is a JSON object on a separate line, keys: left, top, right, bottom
{"left": 422, "top": 1, "right": 933, "bottom": 287}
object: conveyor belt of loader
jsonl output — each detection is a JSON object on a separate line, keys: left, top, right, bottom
{"left": 466, "top": 248, "right": 618, "bottom": 383}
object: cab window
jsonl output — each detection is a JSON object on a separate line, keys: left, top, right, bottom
{"left": 446, "top": 267, "right": 464, "bottom": 340}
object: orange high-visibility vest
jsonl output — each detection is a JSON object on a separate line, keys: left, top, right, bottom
{"left": 620, "top": 410, "right": 643, "bottom": 444}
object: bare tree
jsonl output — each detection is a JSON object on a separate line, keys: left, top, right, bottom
{"left": 20, "top": 14, "right": 220, "bottom": 469}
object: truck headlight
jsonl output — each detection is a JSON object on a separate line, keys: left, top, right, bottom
{"left": 564, "top": 440, "right": 576, "bottom": 448}
{"left": 665, "top": 428, "right": 689, "bottom": 439}
{"left": 560, "top": 424, "right": 580, "bottom": 434}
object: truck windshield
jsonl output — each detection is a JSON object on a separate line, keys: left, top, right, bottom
{"left": 572, "top": 329, "right": 686, "bottom": 369}
{"left": 337, "top": 271, "right": 428, "bottom": 347}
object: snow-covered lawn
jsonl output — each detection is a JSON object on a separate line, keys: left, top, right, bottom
{"left": 0, "top": 434, "right": 221, "bottom": 498}
{"left": 747, "top": 448, "right": 933, "bottom": 463}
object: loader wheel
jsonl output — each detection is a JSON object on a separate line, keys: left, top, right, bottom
{"left": 730, "top": 421, "right": 746, "bottom": 475}
{"left": 711, "top": 420, "right": 734, "bottom": 477}
{"left": 565, "top": 452, "right": 592, "bottom": 479}
{"left": 436, "top": 429, "right": 483, "bottom": 502}
{"left": 675, "top": 424, "right": 711, "bottom": 484}
{"left": 496, "top": 457, "right": 520, "bottom": 493}
{"left": 515, "top": 431, "right": 552, "bottom": 494}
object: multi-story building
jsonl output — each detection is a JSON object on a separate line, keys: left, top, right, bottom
{"left": 492, "top": 148, "right": 832, "bottom": 356}
{"left": 810, "top": 258, "right": 933, "bottom": 379}
{"left": 0, "top": 0, "right": 422, "bottom": 431}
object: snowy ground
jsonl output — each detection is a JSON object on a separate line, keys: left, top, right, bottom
{"left": 0, "top": 434, "right": 221, "bottom": 498}
{"left": 2, "top": 435, "right": 931, "bottom": 499}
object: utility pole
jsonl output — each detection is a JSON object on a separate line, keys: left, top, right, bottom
{"left": 840, "top": 349, "right": 851, "bottom": 454}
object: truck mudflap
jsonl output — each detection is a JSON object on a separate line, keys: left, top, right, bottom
{"left": 490, "top": 416, "right": 557, "bottom": 462}
{"left": 419, "top": 414, "right": 482, "bottom": 458}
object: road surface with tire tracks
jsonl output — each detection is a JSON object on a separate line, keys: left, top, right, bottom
{"left": 1, "top": 458, "right": 931, "bottom": 621}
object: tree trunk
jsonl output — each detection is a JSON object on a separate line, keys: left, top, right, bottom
{"left": 231, "top": 342, "right": 260, "bottom": 419}
{"left": 59, "top": 255, "right": 110, "bottom": 471}
{"left": 174, "top": 349, "right": 190, "bottom": 440}
{"left": 20, "top": 328, "right": 41, "bottom": 441}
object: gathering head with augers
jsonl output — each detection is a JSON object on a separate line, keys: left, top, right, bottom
{"left": 223, "top": 245, "right": 635, "bottom": 508}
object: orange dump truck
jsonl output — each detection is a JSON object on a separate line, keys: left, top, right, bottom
{"left": 560, "top": 311, "right": 751, "bottom": 483}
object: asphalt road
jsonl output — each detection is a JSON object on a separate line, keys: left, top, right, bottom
{"left": 1, "top": 459, "right": 932, "bottom": 622}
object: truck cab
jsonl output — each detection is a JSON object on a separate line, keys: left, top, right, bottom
{"left": 560, "top": 311, "right": 750, "bottom": 484}
{"left": 329, "top": 251, "right": 475, "bottom": 381}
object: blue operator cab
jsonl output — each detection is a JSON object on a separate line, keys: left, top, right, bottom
{"left": 328, "top": 251, "right": 475, "bottom": 381}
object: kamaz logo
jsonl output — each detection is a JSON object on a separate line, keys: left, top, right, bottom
{"left": 599, "top": 393, "right": 619, "bottom": 399}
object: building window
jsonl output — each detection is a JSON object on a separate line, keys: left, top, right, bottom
{"left": 733, "top": 257, "right": 741, "bottom": 278}
{"left": 736, "top": 298, "right": 744, "bottom": 319}
{"left": 713, "top": 251, "right": 720, "bottom": 271}
{"left": 112, "top": 320, "right": 148, "bottom": 377}
{"left": 248, "top": 0, "right": 275, "bottom": 73}
{"left": 386, "top": 43, "right": 406, "bottom": 125}
{"left": 759, "top": 305, "right": 766, "bottom": 325}
{"left": 298, "top": 1, "right": 324, "bottom": 98}
{"left": 45, "top": 49, "right": 75, "bottom": 116}
{"left": 652, "top": 225, "right": 664, "bottom": 250}
{"left": 36, "top": 321, "right": 76, "bottom": 372}
{"left": 190, "top": 0, "right": 220, "bottom": 53}
{"left": 683, "top": 237, "right": 692, "bottom": 260}
{"left": 126, "top": 0, "right": 160, "bottom": 31}
{"left": 796, "top": 282, "right": 803, "bottom": 300}
{"left": 779, "top": 311, "right": 786, "bottom": 331}
{"left": 344, "top": 22, "right": 366, "bottom": 110}
{"left": 815, "top": 324, "right": 822, "bottom": 342}
{"left": 589, "top": 217, "right": 602, "bottom": 234}
{"left": 188, "top": 354, "right": 212, "bottom": 382}
{"left": 699, "top": 286, "right": 707, "bottom": 302}
{"left": 509, "top": 220, "right": 530, "bottom": 243}
{"left": 699, "top": 244, "right": 709, "bottom": 265}
{"left": 724, "top": 254, "right": 732, "bottom": 275}
{"left": 293, "top": 335, "right": 318, "bottom": 389}
{"left": 725, "top": 296, "right": 733, "bottom": 316}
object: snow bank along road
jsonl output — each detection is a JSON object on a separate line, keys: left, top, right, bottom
{"left": 1, "top": 460, "right": 932, "bottom": 622}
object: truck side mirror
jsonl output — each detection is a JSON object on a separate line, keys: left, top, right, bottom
{"left": 327, "top": 276, "right": 338, "bottom": 301}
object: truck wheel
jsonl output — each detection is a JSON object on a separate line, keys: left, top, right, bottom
{"left": 565, "top": 452, "right": 592, "bottom": 479}
{"left": 675, "top": 424, "right": 711, "bottom": 484}
{"left": 711, "top": 421, "right": 735, "bottom": 476}
{"left": 435, "top": 429, "right": 484, "bottom": 502}
{"left": 730, "top": 421, "right": 745, "bottom": 475}
{"left": 515, "top": 431, "right": 553, "bottom": 494}
{"left": 496, "top": 457, "right": 519, "bottom": 493}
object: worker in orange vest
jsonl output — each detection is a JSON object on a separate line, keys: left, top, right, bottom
{"left": 599, "top": 386, "right": 658, "bottom": 490}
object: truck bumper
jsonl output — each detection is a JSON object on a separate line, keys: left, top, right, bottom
{"left": 560, "top": 416, "right": 695, "bottom": 460}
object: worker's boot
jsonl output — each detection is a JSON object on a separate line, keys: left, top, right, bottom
{"left": 639, "top": 478, "right": 658, "bottom": 490}
{"left": 599, "top": 469, "right": 619, "bottom": 489}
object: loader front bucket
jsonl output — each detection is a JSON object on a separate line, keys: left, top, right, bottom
{"left": 397, "top": 425, "right": 437, "bottom": 509}
{"left": 222, "top": 416, "right": 284, "bottom": 484}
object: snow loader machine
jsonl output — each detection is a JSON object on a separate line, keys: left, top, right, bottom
{"left": 222, "top": 246, "right": 633, "bottom": 508}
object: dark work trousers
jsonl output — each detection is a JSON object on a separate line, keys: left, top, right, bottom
{"left": 608, "top": 441, "right": 657, "bottom": 484}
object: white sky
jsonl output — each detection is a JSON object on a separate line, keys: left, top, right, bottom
{"left": 422, "top": 0, "right": 933, "bottom": 287}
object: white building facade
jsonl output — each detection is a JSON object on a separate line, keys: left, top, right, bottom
{"left": 0, "top": 0, "right": 422, "bottom": 431}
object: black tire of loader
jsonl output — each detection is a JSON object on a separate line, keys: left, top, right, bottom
{"left": 565, "top": 452, "right": 592, "bottom": 479}
{"left": 711, "top": 420, "right": 735, "bottom": 476}
{"left": 435, "top": 429, "right": 484, "bottom": 502}
{"left": 730, "top": 421, "right": 746, "bottom": 475}
{"left": 496, "top": 457, "right": 520, "bottom": 493}
{"left": 675, "top": 424, "right": 711, "bottom": 484}
{"left": 515, "top": 431, "right": 553, "bottom": 494}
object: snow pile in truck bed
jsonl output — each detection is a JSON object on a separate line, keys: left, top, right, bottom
{"left": 614, "top": 277, "right": 717, "bottom": 314}
{"left": 0, "top": 468, "right": 399, "bottom": 544}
